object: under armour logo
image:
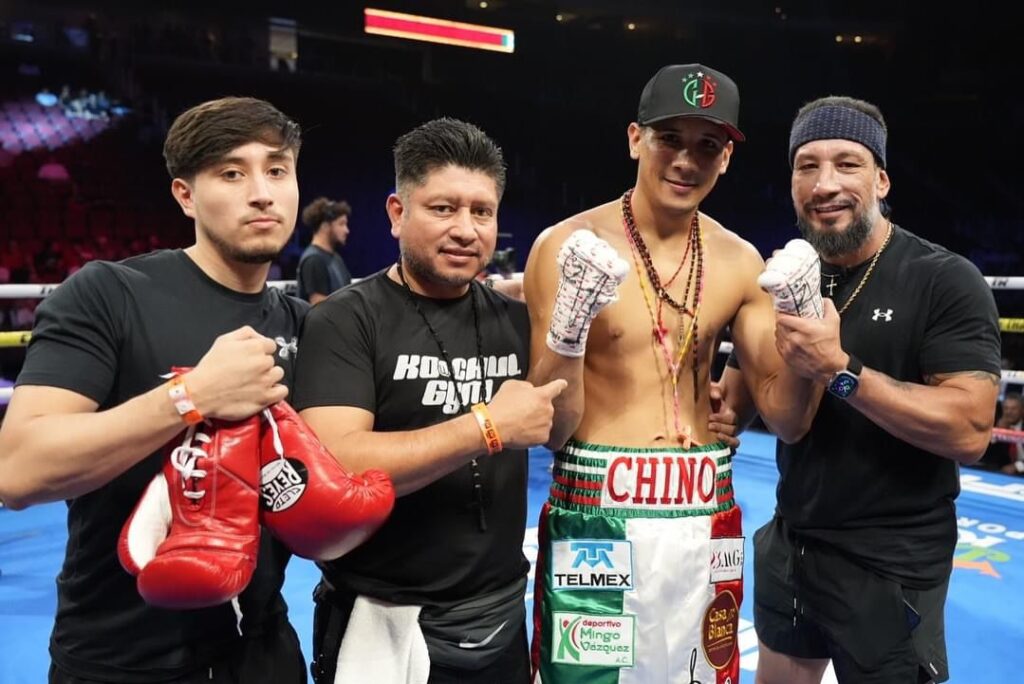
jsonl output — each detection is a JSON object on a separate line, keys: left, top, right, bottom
{"left": 872, "top": 308, "right": 893, "bottom": 322}
{"left": 570, "top": 541, "right": 615, "bottom": 569}
{"left": 275, "top": 336, "right": 298, "bottom": 359}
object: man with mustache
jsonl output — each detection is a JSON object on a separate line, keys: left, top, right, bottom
{"left": 293, "top": 118, "right": 566, "bottom": 683}
{"left": 741, "top": 96, "right": 1001, "bottom": 683}
{"left": 0, "top": 97, "right": 309, "bottom": 683}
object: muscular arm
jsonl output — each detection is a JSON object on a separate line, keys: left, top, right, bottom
{"left": 0, "top": 328, "right": 288, "bottom": 509}
{"left": 0, "top": 386, "right": 184, "bottom": 509}
{"left": 715, "top": 361, "right": 760, "bottom": 434}
{"left": 846, "top": 369, "right": 998, "bottom": 463}
{"left": 731, "top": 277, "right": 821, "bottom": 443}
{"left": 524, "top": 226, "right": 584, "bottom": 450}
{"left": 300, "top": 406, "right": 487, "bottom": 497}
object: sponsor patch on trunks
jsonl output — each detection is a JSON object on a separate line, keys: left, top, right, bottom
{"left": 709, "top": 536, "right": 744, "bottom": 583}
{"left": 701, "top": 590, "right": 739, "bottom": 670}
{"left": 551, "top": 540, "right": 634, "bottom": 591}
{"left": 551, "top": 612, "right": 635, "bottom": 667}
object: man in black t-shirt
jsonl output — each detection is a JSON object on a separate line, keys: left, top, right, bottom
{"left": 297, "top": 196, "right": 353, "bottom": 304}
{"left": 0, "top": 97, "right": 309, "bottom": 683}
{"left": 723, "top": 97, "right": 1001, "bottom": 683}
{"left": 292, "top": 118, "right": 566, "bottom": 684}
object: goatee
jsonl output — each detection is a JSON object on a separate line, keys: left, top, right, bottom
{"left": 201, "top": 226, "right": 280, "bottom": 264}
{"left": 797, "top": 211, "right": 873, "bottom": 260}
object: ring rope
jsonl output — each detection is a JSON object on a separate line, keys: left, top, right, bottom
{"left": 991, "top": 427, "right": 1024, "bottom": 445}
{"left": 0, "top": 274, "right": 1021, "bottom": 300}
{"left": 3, "top": 275, "right": 1023, "bottom": 403}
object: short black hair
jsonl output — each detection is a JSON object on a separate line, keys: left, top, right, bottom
{"left": 393, "top": 117, "right": 506, "bottom": 199}
{"left": 163, "top": 97, "right": 301, "bottom": 180}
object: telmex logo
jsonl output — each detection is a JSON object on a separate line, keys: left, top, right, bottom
{"left": 571, "top": 541, "right": 614, "bottom": 568}
{"left": 552, "top": 540, "right": 634, "bottom": 591}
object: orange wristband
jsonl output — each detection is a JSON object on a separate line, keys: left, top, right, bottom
{"left": 471, "top": 402, "right": 503, "bottom": 455}
{"left": 168, "top": 375, "right": 204, "bottom": 426}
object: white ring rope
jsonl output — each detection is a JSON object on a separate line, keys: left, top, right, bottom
{"left": 1, "top": 275, "right": 1022, "bottom": 405}
{"left": 0, "top": 274, "right": 1018, "bottom": 300}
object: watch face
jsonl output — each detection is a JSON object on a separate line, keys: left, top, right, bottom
{"left": 829, "top": 371, "right": 859, "bottom": 398}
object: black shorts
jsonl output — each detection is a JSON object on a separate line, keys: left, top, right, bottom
{"left": 753, "top": 516, "right": 949, "bottom": 684}
{"left": 310, "top": 581, "right": 529, "bottom": 684}
{"left": 49, "top": 616, "right": 307, "bottom": 684}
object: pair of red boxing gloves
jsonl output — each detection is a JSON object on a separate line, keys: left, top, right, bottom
{"left": 117, "top": 396, "right": 395, "bottom": 610}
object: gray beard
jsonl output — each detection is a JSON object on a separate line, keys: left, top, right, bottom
{"left": 796, "top": 211, "right": 873, "bottom": 260}
{"left": 400, "top": 245, "right": 490, "bottom": 290}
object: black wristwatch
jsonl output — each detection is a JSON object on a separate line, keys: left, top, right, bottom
{"left": 827, "top": 354, "right": 863, "bottom": 399}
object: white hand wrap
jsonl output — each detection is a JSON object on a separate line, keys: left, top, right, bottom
{"left": 757, "top": 238, "right": 823, "bottom": 319}
{"left": 547, "top": 230, "right": 629, "bottom": 357}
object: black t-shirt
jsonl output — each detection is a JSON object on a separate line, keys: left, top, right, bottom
{"left": 776, "top": 226, "right": 1001, "bottom": 587}
{"left": 291, "top": 270, "right": 531, "bottom": 605}
{"left": 296, "top": 244, "right": 351, "bottom": 302}
{"left": 17, "top": 250, "right": 308, "bottom": 682}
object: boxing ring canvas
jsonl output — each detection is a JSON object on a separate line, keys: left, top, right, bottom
{"left": 1, "top": 429, "right": 1021, "bottom": 682}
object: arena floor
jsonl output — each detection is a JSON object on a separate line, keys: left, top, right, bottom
{"left": 1, "top": 429, "right": 1021, "bottom": 682}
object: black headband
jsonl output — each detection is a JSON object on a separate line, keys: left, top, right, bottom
{"left": 789, "top": 105, "right": 886, "bottom": 168}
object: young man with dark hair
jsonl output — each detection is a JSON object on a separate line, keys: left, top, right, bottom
{"left": 525, "top": 64, "right": 819, "bottom": 684}
{"left": 0, "top": 96, "right": 309, "bottom": 683}
{"left": 726, "top": 94, "right": 1001, "bottom": 684}
{"left": 292, "top": 117, "right": 564, "bottom": 684}
{"left": 297, "top": 197, "right": 353, "bottom": 304}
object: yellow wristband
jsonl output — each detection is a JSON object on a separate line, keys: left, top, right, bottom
{"left": 168, "top": 375, "right": 204, "bottom": 426}
{"left": 471, "top": 402, "right": 503, "bottom": 455}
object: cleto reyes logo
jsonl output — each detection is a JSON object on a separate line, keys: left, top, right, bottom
{"left": 602, "top": 455, "right": 721, "bottom": 510}
{"left": 260, "top": 457, "right": 308, "bottom": 512}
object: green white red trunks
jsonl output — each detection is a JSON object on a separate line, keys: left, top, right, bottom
{"left": 531, "top": 439, "right": 743, "bottom": 684}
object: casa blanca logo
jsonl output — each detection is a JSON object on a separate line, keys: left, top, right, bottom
{"left": 392, "top": 353, "right": 522, "bottom": 414}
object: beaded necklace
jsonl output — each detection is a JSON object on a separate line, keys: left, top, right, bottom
{"left": 395, "top": 262, "right": 488, "bottom": 531}
{"left": 620, "top": 188, "right": 705, "bottom": 446}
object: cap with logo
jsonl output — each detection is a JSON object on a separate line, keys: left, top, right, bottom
{"left": 637, "top": 64, "right": 745, "bottom": 142}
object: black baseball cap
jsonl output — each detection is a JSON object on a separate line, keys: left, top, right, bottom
{"left": 637, "top": 64, "right": 745, "bottom": 142}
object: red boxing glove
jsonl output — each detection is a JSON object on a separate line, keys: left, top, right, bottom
{"left": 259, "top": 402, "right": 395, "bottom": 561}
{"left": 118, "top": 417, "right": 262, "bottom": 609}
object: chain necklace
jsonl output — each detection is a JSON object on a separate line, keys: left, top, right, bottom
{"left": 395, "top": 262, "right": 489, "bottom": 531}
{"left": 834, "top": 223, "right": 893, "bottom": 316}
{"left": 621, "top": 188, "right": 705, "bottom": 446}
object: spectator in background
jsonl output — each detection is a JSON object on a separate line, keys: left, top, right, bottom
{"left": 998, "top": 393, "right": 1024, "bottom": 475}
{"left": 296, "top": 197, "right": 352, "bottom": 304}
{"left": 12, "top": 299, "right": 36, "bottom": 329}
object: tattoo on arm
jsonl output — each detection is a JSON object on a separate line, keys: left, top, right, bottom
{"left": 923, "top": 370, "right": 1001, "bottom": 387}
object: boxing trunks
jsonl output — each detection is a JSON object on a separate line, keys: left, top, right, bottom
{"left": 532, "top": 439, "right": 742, "bottom": 684}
